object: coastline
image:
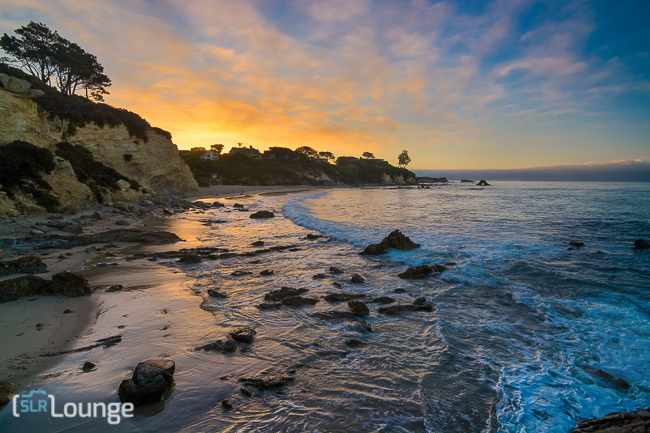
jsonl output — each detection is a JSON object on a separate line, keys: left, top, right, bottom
{"left": 0, "top": 184, "right": 328, "bottom": 397}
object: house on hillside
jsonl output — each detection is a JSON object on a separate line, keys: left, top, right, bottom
{"left": 230, "top": 146, "right": 262, "bottom": 159}
{"left": 200, "top": 150, "right": 220, "bottom": 161}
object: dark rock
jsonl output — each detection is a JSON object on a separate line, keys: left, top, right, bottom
{"left": 394, "top": 288, "right": 406, "bottom": 293}
{"left": 106, "top": 284, "right": 124, "bottom": 292}
{"left": 231, "top": 270, "right": 253, "bottom": 276}
{"left": 178, "top": 253, "right": 202, "bottom": 264}
{"left": 312, "top": 310, "right": 357, "bottom": 320}
{"left": 282, "top": 296, "right": 319, "bottom": 307}
{"left": 264, "top": 287, "right": 308, "bottom": 302}
{"left": 230, "top": 327, "right": 257, "bottom": 344}
{"left": 46, "top": 221, "right": 83, "bottom": 233}
{"left": 163, "top": 208, "right": 174, "bottom": 215}
{"left": 329, "top": 266, "right": 344, "bottom": 274}
{"left": 361, "top": 230, "right": 420, "bottom": 255}
{"left": 250, "top": 211, "right": 275, "bottom": 219}
{"left": 251, "top": 240, "right": 265, "bottom": 246}
{"left": 233, "top": 203, "right": 244, "bottom": 208}
{"left": 207, "top": 289, "right": 228, "bottom": 298}
{"left": 49, "top": 272, "right": 92, "bottom": 297}
{"left": 63, "top": 309, "right": 73, "bottom": 314}
{"left": 568, "top": 241, "right": 585, "bottom": 247}
{"left": 353, "top": 320, "right": 372, "bottom": 333}
{"left": 223, "top": 339, "right": 237, "bottom": 352}
{"left": 579, "top": 365, "right": 631, "bottom": 391}
{"left": 257, "top": 302, "right": 283, "bottom": 310}
{"left": 115, "top": 219, "right": 130, "bottom": 226}
{"left": 360, "top": 244, "right": 387, "bottom": 255}
{"left": 570, "top": 409, "right": 650, "bottom": 433}
{"left": 634, "top": 239, "right": 650, "bottom": 250}
{"left": 413, "top": 297, "right": 426, "bottom": 305}
{"left": 221, "top": 399, "right": 233, "bottom": 409}
{"left": 312, "top": 273, "right": 328, "bottom": 279}
{"left": 306, "top": 234, "right": 323, "bottom": 240}
{"left": 378, "top": 304, "right": 434, "bottom": 315}
{"left": 476, "top": 180, "right": 491, "bottom": 186}
{"left": 345, "top": 339, "right": 364, "bottom": 347}
{"left": 36, "top": 323, "right": 44, "bottom": 330}
{"left": 332, "top": 282, "right": 343, "bottom": 288}
{"left": 212, "top": 202, "right": 225, "bottom": 208}
{"left": 371, "top": 296, "right": 395, "bottom": 304}
{"left": 0, "top": 381, "right": 15, "bottom": 405}
{"left": 239, "top": 372, "right": 294, "bottom": 390}
{"left": 240, "top": 387, "right": 252, "bottom": 397}
{"left": 324, "top": 292, "right": 366, "bottom": 302}
{"left": 83, "top": 361, "right": 96, "bottom": 372}
{"left": 0, "top": 256, "right": 47, "bottom": 277}
{"left": 260, "top": 269, "right": 274, "bottom": 276}
{"left": 118, "top": 359, "right": 175, "bottom": 406}
{"left": 0, "top": 276, "right": 49, "bottom": 303}
{"left": 398, "top": 264, "right": 446, "bottom": 279}
{"left": 348, "top": 300, "right": 369, "bottom": 317}
{"left": 351, "top": 273, "right": 366, "bottom": 284}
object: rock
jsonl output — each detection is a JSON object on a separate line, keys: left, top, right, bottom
{"left": 0, "top": 73, "right": 31, "bottom": 94}
{"left": 352, "top": 320, "right": 372, "bottom": 333}
{"left": 257, "top": 302, "right": 282, "bottom": 310}
{"left": 324, "top": 292, "right": 366, "bottom": 302}
{"left": 371, "top": 296, "right": 395, "bottom": 304}
{"left": 329, "top": 266, "right": 344, "bottom": 274}
{"left": 312, "top": 310, "right": 357, "bottom": 320}
{"left": 398, "top": 264, "right": 446, "bottom": 279}
{"left": 306, "top": 234, "right": 323, "bottom": 239}
{"left": 207, "top": 289, "right": 228, "bottom": 298}
{"left": 0, "top": 275, "right": 48, "bottom": 303}
{"left": 0, "top": 256, "right": 47, "bottom": 277}
{"left": 212, "top": 202, "right": 225, "bottom": 208}
{"left": 251, "top": 240, "right": 265, "bottom": 246}
{"left": 230, "top": 327, "right": 257, "bottom": 344}
{"left": 91, "top": 210, "right": 105, "bottom": 220}
{"left": 413, "top": 297, "right": 426, "bottom": 305}
{"left": 348, "top": 300, "right": 369, "bottom": 317}
{"left": 223, "top": 339, "right": 237, "bottom": 352}
{"left": 83, "top": 361, "right": 97, "bottom": 372}
{"left": 634, "top": 239, "right": 650, "bottom": 250}
{"left": 49, "top": 272, "right": 92, "bottom": 297}
{"left": 233, "top": 203, "right": 244, "bottom": 208}
{"left": 63, "top": 309, "right": 74, "bottom": 314}
{"left": 570, "top": 409, "right": 650, "bottom": 433}
{"left": 282, "top": 296, "right": 319, "bottom": 307}
{"left": 115, "top": 219, "right": 130, "bottom": 225}
{"left": 118, "top": 359, "right": 175, "bottom": 406}
{"left": 378, "top": 304, "right": 434, "bottom": 315}
{"left": 345, "top": 339, "right": 364, "bottom": 347}
{"left": 476, "top": 179, "right": 491, "bottom": 186}
{"left": 163, "top": 208, "right": 174, "bottom": 215}
{"left": 231, "top": 270, "right": 253, "bottom": 276}
{"left": 579, "top": 365, "right": 631, "bottom": 391}
{"left": 178, "top": 253, "right": 202, "bottom": 264}
{"left": 260, "top": 269, "right": 274, "bottom": 276}
{"left": 25, "top": 89, "right": 45, "bottom": 99}
{"left": 221, "top": 399, "right": 233, "bottom": 409}
{"left": 240, "top": 387, "right": 252, "bottom": 397}
{"left": 239, "top": 372, "right": 294, "bottom": 390}
{"left": 361, "top": 230, "right": 420, "bottom": 255}
{"left": 569, "top": 241, "right": 585, "bottom": 247}
{"left": 394, "top": 288, "right": 406, "bottom": 293}
{"left": 106, "top": 284, "right": 124, "bottom": 292}
{"left": 197, "top": 340, "right": 224, "bottom": 351}
{"left": 250, "top": 211, "right": 275, "bottom": 219}
{"left": 36, "top": 323, "right": 44, "bottom": 330}
{"left": 312, "top": 273, "right": 328, "bottom": 279}
{"left": 351, "top": 273, "right": 366, "bottom": 284}
{"left": 264, "top": 287, "right": 308, "bottom": 302}
{"left": 0, "top": 381, "right": 15, "bottom": 405}
{"left": 30, "top": 229, "right": 45, "bottom": 236}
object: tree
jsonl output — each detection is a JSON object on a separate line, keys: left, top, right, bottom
{"left": 295, "top": 146, "right": 319, "bottom": 159}
{"left": 319, "top": 151, "right": 335, "bottom": 162}
{"left": 211, "top": 144, "right": 224, "bottom": 153}
{"left": 1, "top": 21, "right": 111, "bottom": 101}
{"left": 237, "top": 142, "right": 243, "bottom": 148}
{"left": 362, "top": 152, "right": 375, "bottom": 159}
{"left": 398, "top": 150, "right": 411, "bottom": 168}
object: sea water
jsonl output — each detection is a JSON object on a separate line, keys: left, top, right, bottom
{"left": 282, "top": 181, "right": 650, "bottom": 432}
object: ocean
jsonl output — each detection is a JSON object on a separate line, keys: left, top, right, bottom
{"left": 1, "top": 181, "right": 648, "bottom": 433}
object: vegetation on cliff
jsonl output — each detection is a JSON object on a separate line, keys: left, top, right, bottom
{"left": 183, "top": 146, "right": 416, "bottom": 186}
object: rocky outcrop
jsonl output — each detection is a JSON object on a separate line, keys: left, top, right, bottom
{"left": 249, "top": 211, "right": 275, "bottom": 218}
{"left": 398, "top": 264, "right": 446, "bottom": 279}
{"left": 230, "top": 327, "right": 257, "bottom": 344}
{"left": 477, "top": 180, "right": 491, "bottom": 186}
{"left": 361, "top": 230, "right": 420, "bottom": 255}
{"left": 0, "top": 271, "right": 91, "bottom": 303}
{"left": 0, "top": 256, "right": 47, "bottom": 277}
{"left": 570, "top": 409, "right": 650, "bottom": 433}
{"left": 635, "top": 239, "right": 650, "bottom": 250}
{"left": 118, "top": 359, "right": 176, "bottom": 406}
{"left": 0, "top": 86, "right": 197, "bottom": 215}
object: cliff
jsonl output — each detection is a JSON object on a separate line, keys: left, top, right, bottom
{"left": 0, "top": 72, "right": 197, "bottom": 215}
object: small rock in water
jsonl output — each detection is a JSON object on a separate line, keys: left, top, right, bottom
{"left": 350, "top": 274, "right": 366, "bottom": 284}
{"left": 230, "top": 327, "right": 257, "bottom": 344}
{"left": 329, "top": 266, "right": 344, "bottom": 275}
{"left": 231, "top": 270, "right": 253, "bottom": 277}
{"left": 306, "top": 233, "right": 323, "bottom": 240}
{"left": 82, "top": 361, "right": 96, "bottom": 372}
{"left": 118, "top": 359, "right": 175, "bottom": 406}
{"left": 282, "top": 296, "right": 319, "bottom": 307}
{"left": 260, "top": 269, "right": 274, "bottom": 276}
{"left": 634, "top": 238, "right": 650, "bottom": 250}
{"left": 568, "top": 241, "right": 585, "bottom": 247}
{"left": 207, "top": 289, "right": 228, "bottom": 298}
{"left": 345, "top": 339, "right": 364, "bottom": 347}
{"left": 221, "top": 399, "right": 233, "bottom": 410}
{"left": 240, "top": 387, "right": 252, "bottom": 397}
{"left": 371, "top": 296, "right": 395, "bottom": 304}
{"left": 249, "top": 211, "right": 275, "bottom": 219}
{"left": 178, "top": 254, "right": 202, "bottom": 264}
{"left": 413, "top": 297, "right": 426, "bottom": 305}
{"left": 251, "top": 240, "right": 265, "bottom": 246}
{"left": 36, "top": 323, "right": 44, "bottom": 330}
{"left": 312, "top": 273, "right": 328, "bottom": 279}
{"left": 264, "top": 287, "right": 308, "bottom": 302}
{"left": 394, "top": 288, "right": 406, "bottom": 293}
{"left": 348, "top": 300, "right": 369, "bottom": 318}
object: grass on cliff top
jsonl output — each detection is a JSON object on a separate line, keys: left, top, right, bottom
{"left": 0, "top": 63, "right": 171, "bottom": 143}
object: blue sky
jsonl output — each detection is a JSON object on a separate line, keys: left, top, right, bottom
{"left": 1, "top": 0, "right": 648, "bottom": 174}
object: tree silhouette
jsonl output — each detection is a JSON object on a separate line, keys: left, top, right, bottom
{"left": 362, "top": 151, "right": 375, "bottom": 159}
{"left": 295, "top": 146, "right": 319, "bottom": 158}
{"left": 398, "top": 150, "right": 411, "bottom": 168}
{"left": 318, "top": 151, "right": 335, "bottom": 162}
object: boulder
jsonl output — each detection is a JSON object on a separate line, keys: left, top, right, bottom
{"left": 0, "top": 256, "right": 47, "bottom": 277}
{"left": 348, "top": 300, "right": 369, "bottom": 318}
{"left": 230, "top": 327, "right": 257, "bottom": 344}
{"left": 250, "top": 211, "right": 275, "bottom": 219}
{"left": 0, "top": 381, "right": 15, "bottom": 405}
{"left": 282, "top": 296, "right": 319, "bottom": 307}
{"left": 360, "top": 230, "right": 420, "bottom": 255}
{"left": 570, "top": 409, "right": 650, "bottom": 433}
{"left": 371, "top": 296, "right": 395, "bottom": 304}
{"left": 0, "top": 276, "right": 48, "bottom": 303}
{"left": 476, "top": 180, "right": 491, "bottom": 186}
{"left": 118, "top": 359, "right": 176, "bottom": 406}
{"left": 49, "top": 272, "right": 92, "bottom": 297}
{"left": 634, "top": 239, "right": 650, "bottom": 250}
{"left": 264, "top": 287, "right": 308, "bottom": 302}
{"left": 413, "top": 297, "right": 427, "bottom": 305}
{"left": 0, "top": 73, "right": 31, "bottom": 94}
{"left": 25, "top": 89, "right": 45, "bottom": 99}
{"left": 350, "top": 274, "right": 366, "bottom": 284}
{"left": 360, "top": 244, "right": 387, "bottom": 255}
{"left": 398, "top": 264, "right": 446, "bottom": 279}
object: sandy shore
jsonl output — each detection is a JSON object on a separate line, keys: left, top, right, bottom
{"left": 0, "top": 184, "right": 325, "bottom": 395}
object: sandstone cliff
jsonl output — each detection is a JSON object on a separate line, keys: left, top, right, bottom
{"left": 0, "top": 82, "right": 197, "bottom": 215}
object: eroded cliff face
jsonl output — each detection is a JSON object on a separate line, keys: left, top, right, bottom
{"left": 0, "top": 87, "right": 197, "bottom": 214}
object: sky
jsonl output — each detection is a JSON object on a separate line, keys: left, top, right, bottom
{"left": 0, "top": 0, "right": 649, "bottom": 175}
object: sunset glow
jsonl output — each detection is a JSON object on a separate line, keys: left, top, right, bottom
{"left": 1, "top": 0, "right": 648, "bottom": 170}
